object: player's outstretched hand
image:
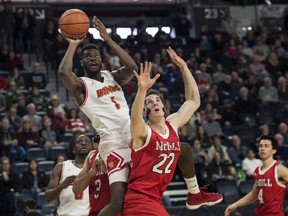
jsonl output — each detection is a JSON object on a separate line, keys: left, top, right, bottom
{"left": 224, "top": 203, "right": 237, "bottom": 216}
{"left": 133, "top": 61, "right": 160, "bottom": 91}
{"left": 61, "top": 175, "right": 76, "bottom": 189}
{"left": 166, "top": 47, "right": 187, "bottom": 70}
{"left": 92, "top": 16, "right": 109, "bottom": 41}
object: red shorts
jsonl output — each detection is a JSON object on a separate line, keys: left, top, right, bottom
{"left": 122, "top": 193, "right": 169, "bottom": 216}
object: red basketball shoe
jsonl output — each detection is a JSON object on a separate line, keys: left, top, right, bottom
{"left": 186, "top": 186, "right": 223, "bottom": 210}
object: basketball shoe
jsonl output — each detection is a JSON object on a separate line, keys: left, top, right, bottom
{"left": 186, "top": 185, "right": 223, "bottom": 210}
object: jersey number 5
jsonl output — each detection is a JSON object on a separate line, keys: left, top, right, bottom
{"left": 110, "top": 96, "right": 120, "bottom": 110}
{"left": 152, "top": 153, "right": 175, "bottom": 174}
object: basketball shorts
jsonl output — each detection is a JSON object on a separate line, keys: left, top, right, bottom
{"left": 122, "top": 193, "right": 169, "bottom": 216}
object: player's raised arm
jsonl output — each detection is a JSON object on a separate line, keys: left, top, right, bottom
{"left": 166, "top": 47, "right": 200, "bottom": 130}
{"left": 130, "top": 62, "right": 160, "bottom": 149}
{"left": 73, "top": 150, "right": 98, "bottom": 194}
{"left": 58, "top": 37, "right": 86, "bottom": 105}
{"left": 92, "top": 16, "right": 137, "bottom": 85}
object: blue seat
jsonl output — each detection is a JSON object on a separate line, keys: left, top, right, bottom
{"left": 26, "top": 147, "right": 46, "bottom": 161}
{"left": 239, "top": 180, "right": 254, "bottom": 196}
{"left": 49, "top": 145, "right": 67, "bottom": 161}
{"left": 12, "top": 162, "right": 29, "bottom": 174}
{"left": 38, "top": 160, "right": 54, "bottom": 173}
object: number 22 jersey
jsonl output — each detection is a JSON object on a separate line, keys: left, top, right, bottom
{"left": 127, "top": 121, "right": 181, "bottom": 200}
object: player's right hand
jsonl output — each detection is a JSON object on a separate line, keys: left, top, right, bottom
{"left": 61, "top": 175, "right": 76, "bottom": 189}
{"left": 64, "top": 36, "right": 85, "bottom": 46}
{"left": 224, "top": 203, "right": 237, "bottom": 216}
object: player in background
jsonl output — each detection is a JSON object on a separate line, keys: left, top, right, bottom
{"left": 58, "top": 15, "right": 137, "bottom": 215}
{"left": 225, "top": 134, "right": 288, "bottom": 216}
{"left": 45, "top": 134, "right": 93, "bottom": 216}
{"left": 122, "top": 48, "right": 222, "bottom": 215}
{"left": 73, "top": 134, "right": 121, "bottom": 216}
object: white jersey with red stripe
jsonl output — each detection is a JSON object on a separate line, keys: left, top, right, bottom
{"left": 79, "top": 71, "right": 130, "bottom": 137}
{"left": 57, "top": 160, "right": 90, "bottom": 216}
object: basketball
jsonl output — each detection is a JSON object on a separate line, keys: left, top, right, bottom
{"left": 59, "top": 9, "right": 90, "bottom": 39}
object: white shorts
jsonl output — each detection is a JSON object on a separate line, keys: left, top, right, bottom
{"left": 99, "top": 134, "right": 132, "bottom": 184}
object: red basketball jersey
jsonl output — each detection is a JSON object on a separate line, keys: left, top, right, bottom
{"left": 88, "top": 151, "right": 111, "bottom": 216}
{"left": 127, "top": 121, "right": 181, "bottom": 200}
{"left": 254, "top": 160, "right": 286, "bottom": 216}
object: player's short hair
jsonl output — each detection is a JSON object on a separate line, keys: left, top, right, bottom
{"left": 80, "top": 43, "right": 100, "bottom": 58}
{"left": 145, "top": 89, "right": 165, "bottom": 104}
{"left": 257, "top": 134, "right": 277, "bottom": 149}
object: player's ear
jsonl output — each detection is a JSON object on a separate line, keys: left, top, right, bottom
{"left": 80, "top": 59, "right": 83, "bottom": 67}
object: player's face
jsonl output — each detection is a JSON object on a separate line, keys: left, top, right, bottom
{"left": 145, "top": 94, "right": 165, "bottom": 118}
{"left": 75, "top": 135, "right": 93, "bottom": 157}
{"left": 81, "top": 49, "right": 102, "bottom": 74}
{"left": 258, "top": 139, "right": 276, "bottom": 159}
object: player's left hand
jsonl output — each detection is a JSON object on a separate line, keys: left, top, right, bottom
{"left": 166, "top": 47, "right": 187, "bottom": 70}
{"left": 133, "top": 61, "right": 160, "bottom": 91}
{"left": 224, "top": 203, "right": 237, "bottom": 216}
{"left": 92, "top": 16, "right": 109, "bottom": 41}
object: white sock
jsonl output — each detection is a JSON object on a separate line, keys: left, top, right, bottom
{"left": 185, "top": 176, "right": 200, "bottom": 194}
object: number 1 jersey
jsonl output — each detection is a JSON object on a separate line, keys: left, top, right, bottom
{"left": 79, "top": 71, "right": 130, "bottom": 137}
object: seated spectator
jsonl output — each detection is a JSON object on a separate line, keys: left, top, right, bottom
{"left": 16, "top": 95, "right": 27, "bottom": 117}
{"left": 191, "top": 139, "right": 209, "bottom": 166}
{"left": 258, "top": 76, "right": 278, "bottom": 106}
{"left": 206, "top": 152, "right": 232, "bottom": 191}
{"left": 218, "top": 99, "right": 241, "bottom": 127}
{"left": 46, "top": 105, "right": 65, "bottom": 134}
{"left": 26, "top": 86, "right": 48, "bottom": 111}
{"left": 0, "top": 75, "right": 7, "bottom": 90}
{"left": 40, "top": 116, "right": 60, "bottom": 155}
{"left": 5, "top": 106, "right": 22, "bottom": 133}
{"left": 22, "top": 103, "right": 42, "bottom": 132}
{"left": 49, "top": 94, "right": 67, "bottom": 120}
{"left": 227, "top": 135, "right": 248, "bottom": 165}
{"left": 16, "top": 120, "right": 40, "bottom": 149}
{"left": 26, "top": 62, "right": 47, "bottom": 89}
{"left": 3, "top": 50, "right": 24, "bottom": 71}
{"left": 21, "top": 159, "right": 45, "bottom": 196}
{"left": 242, "top": 148, "right": 262, "bottom": 180}
{"left": 212, "top": 63, "right": 226, "bottom": 84}
{"left": 202, "top": 112, "right": 223, "bottom": 138}
{"left": 275, "top": 101, "right": 288, "bottom": 124}
{"left": 193, "top": 125, "right": 212, "bottom": 148}
{"left": 0, "top": 118, "right": 25, "bottom": 161}
{"left": 64, "top": 108, "right": 89, "bottom": 133}
{"left": 278, "top": 122, "right": 288, "bottom": 144}
{"left": 25, "top": 199, "right": 43, "bottom": 216}
{"left": 277, "top": 76, "right": 288, "bottom": 103}
{"left": 207, "top": 135, "right": 231, "bottom": 164}
{"left": 234, "top": 87, "right": 258, "bottom": 125}
{"left": 0, "top": 94, "right": 6, "bottom": 114}
{"left": 274, "top": 133, "right": 288, "bottom": 165}
{"left": 0, "top": 156, "right": 21, "bottom": 215}
{"left": 7, "top": 67, "right": 26, "bottom": 90}
{"left": 5, "top": 80, "right": 24, "bottom": 109}
{"left": 54, "top": 153, "right": 67, "bottom": 167}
